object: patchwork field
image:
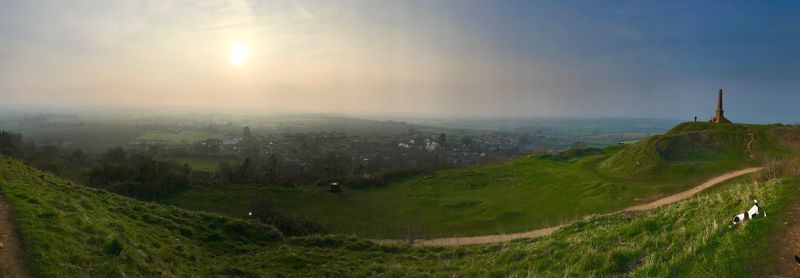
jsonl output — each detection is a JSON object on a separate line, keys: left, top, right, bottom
{"left": 132, "top": 130, "right": 224, "bottom": 145}
{"left": 4, "top": 123, "right": 147, "bottom": 154}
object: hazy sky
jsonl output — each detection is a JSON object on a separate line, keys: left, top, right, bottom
{"left": 1, "top": 1, "right": 799, "bottom": 122}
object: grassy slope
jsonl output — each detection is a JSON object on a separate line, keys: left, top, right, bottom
{"left": 600, "top": 122, "right": 791, "bottom": 178}
{"left": 161, "top": 151, "right": 689, "bottom": 238}
{"left": 162, "top": 123, "right": 800, "bottom": 238}
{"left": 0, "top": 157, "right": 283, "bottom": 276}
{"left": 1, "top": 156, "right": 797, "bottom": 276}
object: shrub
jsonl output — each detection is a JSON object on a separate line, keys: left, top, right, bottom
{"left": 754, "top": 156, "right": 800, "bottom": 181}
{"left": 104, "top": 238, "right": 123, "bottom": 256}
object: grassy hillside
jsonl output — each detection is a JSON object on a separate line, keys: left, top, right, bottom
{"left": 1, "top": 155, "right": 797, "bottom": 276}
{"left": 0, "top": 157, "right": 283, "bottom": 276}
{"left": 598, "top": 122, "right": 791, "bottom": 179}
{"left": 162, "top": 123, "right": 800, "bottom": 238}
{"left": 163, "top": 152, "right": 715, "bottom": 238}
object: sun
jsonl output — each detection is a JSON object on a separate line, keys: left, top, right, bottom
{"left": 228, "top": 43, "right": 251, "bottom": 68}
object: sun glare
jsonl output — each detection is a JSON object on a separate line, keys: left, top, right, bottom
{"left": 228, "top": 43, "right": 251, "bottom": 68}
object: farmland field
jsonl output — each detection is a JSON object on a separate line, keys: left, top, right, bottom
{"left": 3, "top": 123, "right": 147, "bottom": 154}
{"left": 159, "top": 156, "right": 238, "bottom": 171}
{"left": 132, "top": 130, "right": 224, "bottom": 145}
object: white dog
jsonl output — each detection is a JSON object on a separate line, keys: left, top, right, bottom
{"left": 731, "top": 200, "right": 765, "bottom": 225}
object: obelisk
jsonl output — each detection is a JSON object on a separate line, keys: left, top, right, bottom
{"left": 711, "top": 89, "right": 731, "bottom": 123}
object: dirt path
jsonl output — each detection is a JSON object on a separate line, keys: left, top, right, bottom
{"left": 374, "top": 167, "right": 761, "bottom": 247}
{"left": 769, "top": 185, "right": 800, "bottom": 277}
{"left": 0, "top": 194, "right": 31, "bottom": 278}
{"left": 746, "top": 132, "right": 756, "bottom": 159}
{"left": 621, "top": 167, "right": 760, "bottom": 212}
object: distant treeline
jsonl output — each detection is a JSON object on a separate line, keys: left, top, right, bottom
{"left": 215, "top": 151, "right": 436, "bottom": 189}
{"left": 1, "top": 129, "right": 445, "bottom": 193}
{"left": 0, "top": 131, "right": 191, "bottom": 199}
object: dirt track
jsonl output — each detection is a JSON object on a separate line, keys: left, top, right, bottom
{"left": 374, "top": 167, "right": 762, "bottom": 247}
{"left": 770, "top": 183, "right": 800, "bottom": 276}
{"left": 0, "top": 194, "right": 31, "bottom": 278}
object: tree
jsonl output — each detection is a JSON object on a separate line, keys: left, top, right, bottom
{"left": 266, "top": 153, "right": 280, "bottom": 185}
{"left": 69, "top": 149, "right": 86, "bottom": 164}
{"left": 218, "top": 161, "right": 236, "bottom": 182}
{"left": 0, "top": 131, "right": 23, "bottom": 155}
{"left": 239, "top": 158, "right": 254, "bottom": 183}
{"left": 437, "top": 133, "right": 447, "bottom": 167}
{"left": 106, "top": 146, "right": 127, "bottom": 162}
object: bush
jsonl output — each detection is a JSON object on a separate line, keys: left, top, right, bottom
{"left": 755, "top": 156, "right": 800, "bottom": 181}
{"left": 87, "top": 155, "right": 192, "bottom": 199}
{"left": 0, "top": 131, "right": 23, "bottom": 156}
{"left": 104, "top": 238, "right": 123, "bottom": 256}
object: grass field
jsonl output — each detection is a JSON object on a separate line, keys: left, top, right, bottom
{"left": 159, "top": 153, "right": 749, "bottom": 238}
{"left": 158, "top": 184, "right": 266, "bottom": 217}
{"left": 158, "top": 123, "right": 800, "bottom": 239}
{"left": 159, "top": 156, "right": 237, "bottom": 172}
{"left": 1, "top": 155, "right": 795, "bottom": 276}
{"left": 132, "top": 130, "right": 224, "bottom": 145}
{"left": 164, "top": 155, "right": 720, "bottom": 238}
{"left": 7, "top": 123, "right": 147, "bottom": 154}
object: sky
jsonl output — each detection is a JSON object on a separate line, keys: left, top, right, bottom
{"left": 0, "top": 0, "right": 799, "bottom": 122}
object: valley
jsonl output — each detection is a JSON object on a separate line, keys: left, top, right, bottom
{"left": 159, "top": 122, "right": 798, "bottom": 239}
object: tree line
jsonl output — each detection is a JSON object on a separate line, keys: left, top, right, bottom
{"left": 215, "top": 150, "right": 435, "bottom": 189}
{"left": 0, "top": 131, "right": 191, "bottom": 199}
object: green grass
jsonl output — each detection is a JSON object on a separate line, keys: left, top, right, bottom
{"left": 1, "top": 155, "right": 796, "bottom": 276}
{"left": 698, "top": 173, "right": 755, "bottom": 196}
{"left": 185, "top": 153, "right": 735, "bottom": 238}
{"left": 159, "top": 156, "right": 237, "bottom": 172}
{"left": 158, "top": 184, "right": 266, "bottom": 217}
{"left": 0, "top": 157, "right": 282, "bottom": 276}
{"left": 160, "top": 123, "right": 800, "bottom": 238}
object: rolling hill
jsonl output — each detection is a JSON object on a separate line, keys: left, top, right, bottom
{"left": 1, "top": 154, "right": 797, "bottom": 276}
{"left": 161, "top": 122, "right": 800, "bottom": 238}
{"left": 599, "top": 122, "right": 794, "bottom": 178}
